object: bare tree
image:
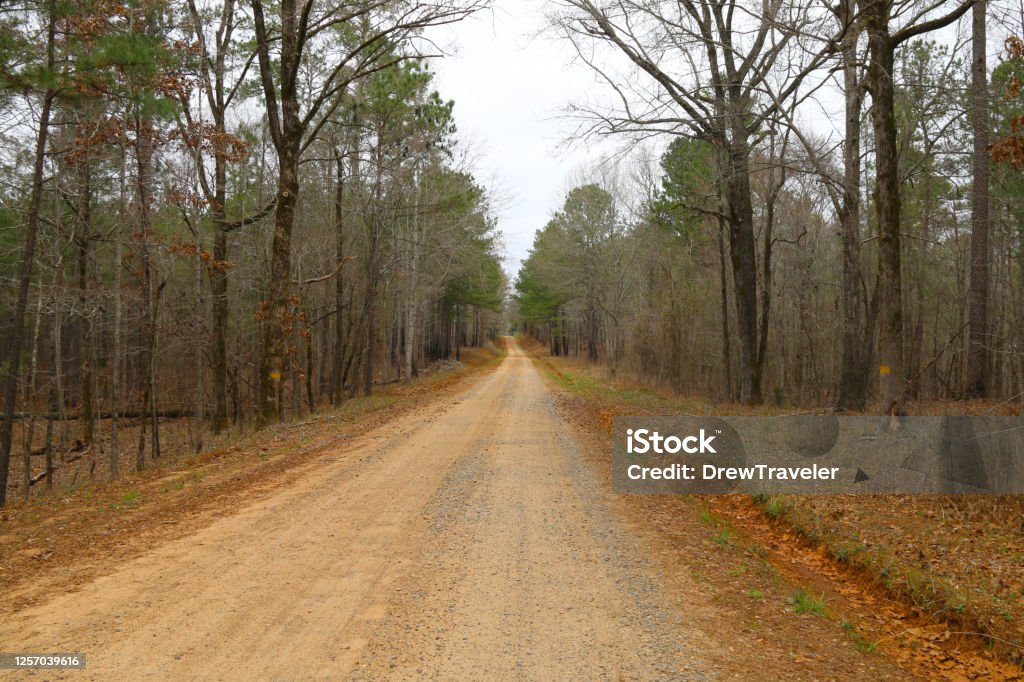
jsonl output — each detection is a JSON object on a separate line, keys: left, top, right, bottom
{"left": 776, "top": 0, "right": 872, "bottom": 411}
{"left": 550, "top": 0, "right": 838, "bottom": 404}
{"left": 859, "top": 0, "right": 974, "bottom": 414}
{"left": 181, "top": 0, "right": 269, "bottom": 433}
{"left": 247, "top": 0, "right": 488, "bottom": 425}
{"left": 836, "top": 0, "right": 871, "bottom": 411}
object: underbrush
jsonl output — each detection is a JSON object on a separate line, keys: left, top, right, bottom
{"left": 4, "top": 344, "right": 501, "bottom": 507}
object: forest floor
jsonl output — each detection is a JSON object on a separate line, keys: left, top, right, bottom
{"left": 520, "top": 337, "right": 1024, "bottom": 680}
{"left": 0, "top": 338, "right": 1018, "bottom": 680}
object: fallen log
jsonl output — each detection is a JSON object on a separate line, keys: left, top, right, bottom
{"left": 29, "top": 449, "right": 89, "bottom": 487}
{"left": 6, "top": 408, "right": 196, "bottom": 422}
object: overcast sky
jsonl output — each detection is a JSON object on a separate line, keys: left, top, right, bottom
{"left": 429, "top": 1, "right": 622, "bottom": 278}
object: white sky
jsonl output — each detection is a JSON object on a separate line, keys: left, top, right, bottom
{"left": 429, "top": 1, "right": 621, "bottom": 277}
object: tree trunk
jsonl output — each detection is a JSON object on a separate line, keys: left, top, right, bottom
{"left": 456, "top": 305, "right": 463, "bottom": 362}
{"left": 0, "top": 11, "right": 55, "bottom": 505}
{"left": 111, "top": 171, "right": 123, "bottom": 479}
{"left": 966, "top": 0, "right": 990, "bottom": 398}
{"left": 136, "top": 387, "right": 148, "bottom": 472}
{"left": 864, "top": 3, "right": 905, "bottom": 414}
{"left": 43, "top": 385, "right": 55, "bottom": 490}
{"left": 305, "top": 320, "right": 315, "bottom": 413}
{"left": 22, "top": 277, "right": 46, "bottom": 499}
{"left": 864, "top": 0, "right": 975, "bottom": 412}
{"left": 192, "top": 228, "right": 204, "bottom": 452}
{"left": 404, "top": 171, "right": 420, "bottom": 382}
{"left": 722, "top": 136, "right": 763, "bottom": 405}
{"left": 362, "top": 285, "right": 378, "bottom": 397}
{"left": 253, "top": 0, "right": 301, "bottom": 426}
{"left": 837, "top": 0, "right": 869, "bottom": 411}
{"left": 258, "top": 148, "right": 299, "bottom": 424}
{"left": 185, "top": 0, "right": 237, "bottom": 434}
{"left": 210, "top": 220, "right": 229, "bottom": 431}
{"left": 717, "top": 215, "right": 733, "bottom": 401}
{"left": 756, "top": 144, "right": 784, "bottom": 403}
{"left": 136, "top": 116, "right": 161, "bottom": 460}
{"left": 586, "top": 301, "right": 598, "bottom": 362}
{"left": 404, "top": 262, "right": 419, "bottom": 382}
{"left": 52, "top": 276, "right": 66, "bottom": 448}
{"left": 908, "top": 131, "right": 934, "bottom": 400}
{"left": 76, "top": 161, "right": 95, "bottom": 447}
{"left": 361, "top": 147, "right": 385, "bottom": 397}
{"left": 332, "top": 148, "right": 346, "bottom": 403}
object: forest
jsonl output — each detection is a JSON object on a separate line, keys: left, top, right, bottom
{"left": 0, "top": 0, "right": 505, "bottom": 505}
{"left": 1, "top": 0, "right": 1022, "bottom": 509}
{"left": 1, "top": 1, "right": 1024, "bottom": 677}
{"left": 516, "top": 0, "right": 1024, "bottom": 417}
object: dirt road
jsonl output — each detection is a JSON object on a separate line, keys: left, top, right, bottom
{"left": 2, "top": 340, "right": 905, "bottom": 680}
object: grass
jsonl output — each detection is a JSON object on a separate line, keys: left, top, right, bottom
{"left": 159, "top": 479, "right": 187, "bottom": 494}
{"left": 790, "top": 588, "right": 827, "bottom": 616}
{"left": 763, "top": 496, "right": 788, "bottom": 519}
{"left": 842, "top": 620, "right": 879, "bottom": 652}
{"left": 108, "top": 490, "right": 140, "bottom": 511}
{"left": 713, "top": 527, "right": 733, "bottom": 546}
{"left": 831, "top": 542, "right": 867, "bottom": 562}
{"left": 523, "top": 342, "right": 686, "bottom": 413}
{"left": 746, "top": 588, "right": 765, "bottom": 599}
{"left": 698, "top": 505, "right": 721, "bottom": 527}
{"left": 694, "top": 502, "right": 734, "bottom": 546}
{"left": 752, "top": 494, "right": 788, "bottom": 520}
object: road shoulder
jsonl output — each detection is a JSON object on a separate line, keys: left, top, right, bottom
{"left": 532, "top": 354, "right": 918, "bottom": 680}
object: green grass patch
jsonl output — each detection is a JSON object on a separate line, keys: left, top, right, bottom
{"left": 832, "top": 542, "right": 867, "bottom": 562}
{"left": 526, "top": 351, "right": 691, "bottom": 413}
{"left": 842, "top": 620, "right": 878, "bottom": 652}
{"left": 790, "top": 588, "right": 827, "bottom": 616}
{"left": 752, "top": 493, "right": 788, "bottom": 519}
{"left": 713, "top": 527, "right": 733, "bottom": 546}
{"left": 698, "top": 505, "right": 722, "bottom": 527}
